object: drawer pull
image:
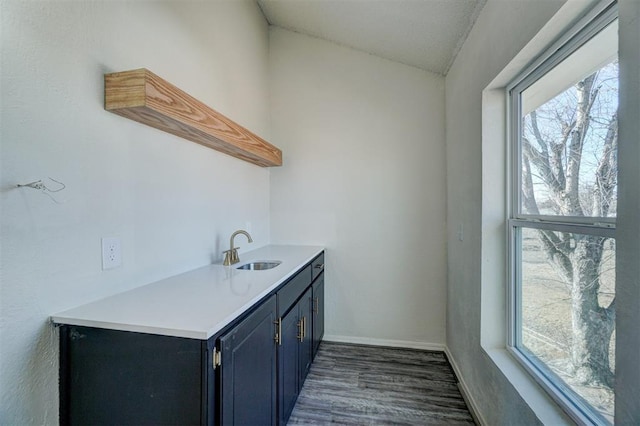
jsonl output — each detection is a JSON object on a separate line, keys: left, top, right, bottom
{"left": 274, "top": 318, "right": 282, "bottom": 345}
{"left": 302, "top": 316, "right": 306, "bottom": 341}
{"left": 314, "top": 263, "right": 324, "bottom": 270}
{"left": 297, "top": 318, "right": 304, "bottom": 342}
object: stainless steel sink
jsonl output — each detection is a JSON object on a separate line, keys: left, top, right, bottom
{"left": 236, "top": 261, "right": 282, "bottom": 271}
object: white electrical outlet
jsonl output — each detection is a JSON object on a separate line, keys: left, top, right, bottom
{"left": 101, "top": 237, "right": 122, "bottom": 270}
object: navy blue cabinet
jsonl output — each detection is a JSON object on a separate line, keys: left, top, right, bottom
{"left": 278, "top": 300, "right": 301, "bottom": 423}
{"left": 59, "top": 326, "right": 209, "bottom": 425}
{"left": 219, "top": 295, "right": 277, "bottom": 426}
{"left": 312, "top": 272, "right": 325, "bottom": 358}
{"left": 278, "top": 287, "right": 314, "bottom": 425}
{"left": 58, "top": 251, "right": 325, "bottom": 426}
{"left": 299, "top": 287, "right": 313, "bottom": 382}
{"left": 219, "top": 252, "right": 324, "bottom": 425}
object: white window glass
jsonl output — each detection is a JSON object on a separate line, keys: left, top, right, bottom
{"left": 509, "top": 5, "right": 618, "bottom": 425}
{"left": 521, "top": 58, "right": 618, "bottom": 218}
{"left": 519, "top": 228, "right": 615, "bottom": 423}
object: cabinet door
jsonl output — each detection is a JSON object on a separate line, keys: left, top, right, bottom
{"left": 205, "top": 337, "right": 218, "bottom": 426}
{"left": 299, "top": 287, "right": 313, "bottom": 384}
{"left": 312, "top": 273, "right": 325, "bottom": 357}
{"left": 278, "top": 286, "right": 314, "bottom": 425}
{"left": 220, "top": 295, "right": 277, "bottom": 426}
{"left": 278, "top": 306, "right": 300, "bottom": 425}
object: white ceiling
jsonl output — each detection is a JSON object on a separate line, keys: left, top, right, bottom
{"left": 258, "top": 0, "right": 486, "bottom": 75}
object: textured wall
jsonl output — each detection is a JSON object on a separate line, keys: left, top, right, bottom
{"left": 448, "top": 0, "right": 640, "bottom": 423}
{"left": 445, "top": 0, "right": 567, "bottom": 424}
{"left": 269, "top": 28, "right": 447, "bottom": 349}
{"left": 615, "top": 0, "right": 640, "bottom": 422}
{"left": 0, "top": 1, "right": 270, "bottom": 423}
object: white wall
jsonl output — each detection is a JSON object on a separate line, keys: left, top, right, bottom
{"left": 445, "top": 0, "right": 568, "bottom": 424}
{"left": 0, "top": 1, "right": 270, "bottom": 423}
{"left": 269, "top": 28, "right": 447, "bottom": 348}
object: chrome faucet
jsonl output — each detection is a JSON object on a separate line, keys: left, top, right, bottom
{"left": 223, "top": 230, "right": 253, "bottom": 266}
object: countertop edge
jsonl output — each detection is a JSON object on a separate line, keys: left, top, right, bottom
{"left": 51, "top": 245, "right": 324, "bottom": 340}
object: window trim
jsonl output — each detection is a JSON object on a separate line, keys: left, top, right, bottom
{"left": 509, "top": 219, "right": 615, "bottom": 239}
{"left": 506, "top": 2, "right": 618, "bottom": 424}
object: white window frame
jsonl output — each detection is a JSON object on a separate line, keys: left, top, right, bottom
{"left": 506, "top": 2, "right": 618, "bottom": 424}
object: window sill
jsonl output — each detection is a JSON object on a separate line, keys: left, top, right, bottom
{"left": 482, "top": 346, "right": 574, "bottom": 425}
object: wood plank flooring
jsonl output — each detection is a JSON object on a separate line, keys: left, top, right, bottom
{"left": 288, "top": 341, "right": 475, "bottom": 425}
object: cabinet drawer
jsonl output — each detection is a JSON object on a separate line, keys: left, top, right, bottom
{"left": 311, "top": 252, "right": 325, "bottom": 281}
{"left": 278, "top": 265, "right": 312, "bottom": 317}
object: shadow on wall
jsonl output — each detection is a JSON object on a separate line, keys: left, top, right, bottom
{"left": 23, "top": 322, "right": 60, "bottom": 420}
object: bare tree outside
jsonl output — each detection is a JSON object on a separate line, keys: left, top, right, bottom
{"left": 519, "top": 59, "right": 618, "bottom": 418}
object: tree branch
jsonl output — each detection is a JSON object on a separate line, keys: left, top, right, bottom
{"left": 565, "top": 75, "right": 597, "bottom": 216}
{"left": 530, "top": 111, "right": 549, "bottom": 153}
{"left": 537, "top": 229, "right": 573, "bottom": 284}
{"left": 521, "top": 156, "right": 540, "bottom": 214}
{"left": 592, "top": 113, "right": 618, "bottom": 217}
{"left": 522, "top": 136, "right": 564, "bottom": 195}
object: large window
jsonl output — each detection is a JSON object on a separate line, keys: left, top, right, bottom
{"left": 508, "top": 4, "right": 618, "bottom": 424}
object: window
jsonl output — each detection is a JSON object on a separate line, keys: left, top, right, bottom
{"left": 508, "top": 4, "right": 618, "bottom": 424}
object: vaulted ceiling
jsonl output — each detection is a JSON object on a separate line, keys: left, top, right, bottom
{"left": 258, "top": 0, "right": 486, "bottom": 75}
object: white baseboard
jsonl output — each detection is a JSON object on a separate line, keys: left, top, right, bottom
{"left": 444, "top": 347, "right": 486, "bottom": 426}
{"left": 323, "top": 334, "right": 446, "bottom": 352}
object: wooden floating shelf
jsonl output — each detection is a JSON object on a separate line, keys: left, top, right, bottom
{"left": 104, "top": 68, "right": 282, "bottom": 167}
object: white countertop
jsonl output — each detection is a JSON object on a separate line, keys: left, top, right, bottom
{"left": 51, "top": 245, "right": 324, "bottom": 340}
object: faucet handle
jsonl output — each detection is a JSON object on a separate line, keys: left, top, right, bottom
{"left": 222, "top": 249, "right": 233, "bottom": 266}
{"left": 230, "top": 248, "right": 240, "bottom": 264}
{"left": 223, "top": 248, "right": 240, "bottom": 266}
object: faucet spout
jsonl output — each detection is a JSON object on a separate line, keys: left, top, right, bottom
{"left": 223, "top": 229, "right": 253, "bottom": 266}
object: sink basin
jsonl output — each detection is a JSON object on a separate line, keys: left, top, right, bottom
{"left": 236, "top": 261, "right": 282, "bottom": 271}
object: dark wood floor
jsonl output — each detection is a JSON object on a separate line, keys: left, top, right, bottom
{"left": 288, "top": 341, "right": 475, "bottom": 425}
